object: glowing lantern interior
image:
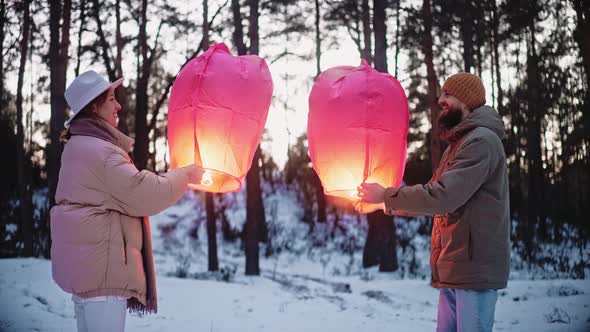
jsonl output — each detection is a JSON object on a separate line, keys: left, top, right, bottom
{"left": 308, "top": 60, "right": 409, "bottom": 201}
{"left": 167, "top": 43, "right": 273, "bottom": 193}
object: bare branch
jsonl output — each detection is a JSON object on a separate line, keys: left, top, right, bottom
{"left": 91, "top": 0, "right": 116, "bottom": 80}
{"left": 147, "top": 0, "right": 228, "bottom": 134}
{"left": 269, "top": 50, "right": 309, "bottom": 65}
{"left": 146, "top": 20, "right": 164, "bottom": 69}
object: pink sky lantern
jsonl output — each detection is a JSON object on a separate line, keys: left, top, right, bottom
{"left": 308, "top": 60, "right": 409, "bottom": 203}
{"left": 167, "top": 43, "right": 273, "bottom": 193}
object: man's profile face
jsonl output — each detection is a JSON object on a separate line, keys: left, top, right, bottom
{"left": 437, "top": 90, "right": 468, "bottom": 130}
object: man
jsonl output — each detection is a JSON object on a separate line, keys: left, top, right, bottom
{"left": 357, "top": 72, "right": 510, "bottom": 332}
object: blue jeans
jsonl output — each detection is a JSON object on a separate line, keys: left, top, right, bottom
{"left": 436, "top": 288, "right": 498, "bottom": 332}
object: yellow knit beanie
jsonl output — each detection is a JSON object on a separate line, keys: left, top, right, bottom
{"left": 441, "top": 72, "right": 486, "bottom": 110}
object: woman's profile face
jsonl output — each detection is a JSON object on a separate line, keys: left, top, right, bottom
{"left": 94, "top": 88, "right": 121, "bottom": 127}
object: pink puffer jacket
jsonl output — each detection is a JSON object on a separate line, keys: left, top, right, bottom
{"left": 50, "top": 122, "right": 190, "bottom": 304}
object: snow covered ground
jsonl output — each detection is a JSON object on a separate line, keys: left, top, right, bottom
{"left": 2, "top": 188, "right": 589, "bottom": 331}
{"left": 1, "top": 258, "right": 589, "bottom": 331}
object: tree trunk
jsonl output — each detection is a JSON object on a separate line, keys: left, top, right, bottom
{"left": 491, "top": 0, "right": 504, "bottom": 114}
{"left": 201, "top": 0, "right": 218, "bottom": 272}
{"left": 316, "top": 183, "right": 327, "bottom": 223}
{"left": 352, "top": 3, "right": 363, "bottom": 57}
{"left": 16, "top": 0, "right": 33, "bottom": 257}
{"left": 92, "top": 0, "right": 115, "bottom": 79}
{"left": 362, "top": 214, "right": 379, "bottom": 267}
{"left": 249, "top": 6, "right": 267, "bottom": 248}
{"left": 203, "top": 0, "right": 210, "bottom": 48}
{"left": 421, "top": 0, "right": 443, "bottom": 172}
{"left": 313, "top": 0, "right": 326, "bottom": 224}
{"left": 511, "top": 35, "right": 524, "bottom": 227}
{"left": 115, "top": 0, "right": 123, "bottom": 80}
{"left": 231, "top": 0, "right": 247, "bottom": 55}
{"left": 309, "top": 170, "right": 326, "bottom": 223}
{"left": 525, "top": 3, "right": 545, "bottom": 251}
{"left": 234, "top": 0, "right": 266, "bottom": 276}
{"left": 363, "top": 211, "right": 398, "bottom": 271}
{"left": 315, "top": 0, "right": 321, "bottom": 77}
{"left": 74, "top": 0, "right": 85, "bottom": 76}
{"left": 474, "top": 16, "right": 483, "bottom": 76}
{"left": 91, "top": 0, "right": 129, "bottom": 135}
{"left": 48, "top": 0, "right": 72, "bottom": 258}
{"left": 0, "top": 0, "right": 5, "bottom": 101}
{"left": 206, "top": 192, "right": 219, "bottom": 271}
{"left": 245, "top": 146, "right": 265, "bottom": 275}
{"left": 572, "top": 0, "right": 590, "bottom": 229}
{"left": 490, "top": 36, "right": 495, "bottom": 109}
{"left": 114, "top": 0, "right": 129, "bottom": 135}
{"left": 460, "top": 0, "right": 474, "bottom": 72}
{"left": 244, "top": 0, "right": 261, "bottom": 276}
{"left": 572, "top": 0, "right": 590, "bottom": 88}
{"left": 394, "top": 0, "right": 401, "bottom": 78}
{"left": 361, "top": 0, "right": 372, "bottom": 64}
{"left": 248, "top": 0, "right": 259, "bottom": 55}
{"left": 149, "top": 128, "right": 157, "bottom": 170}
{"left": 377, "top": 212, "right": 397, "bottom": 272}
{"left": 363, "top": 211, "right": 398, "bottom": 272}
{"left": 360, "top": 0, "right": 398, "bottom": 273}
{"left": 134, "top": 0, "right": 150, "bottom": 170}
{"left": 373, "top": 0, "right": 387, "bottom": 72}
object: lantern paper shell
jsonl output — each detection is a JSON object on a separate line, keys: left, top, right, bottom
{"left": 168, "top": 43, "right": 273, "bottom": 193}
{"left": 308, "top": 60, "right": 409, "bottom": 200}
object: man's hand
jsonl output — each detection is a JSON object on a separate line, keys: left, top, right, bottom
{"left": 357, "top": 182, "right": 386, "bottom": 204}
{"left": 354, "top": 201, "right": 384, "bottom": 214}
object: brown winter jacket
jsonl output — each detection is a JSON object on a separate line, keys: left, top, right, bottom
{"left": 384, "top": 106, "right": 510, "bottom": 290}
{"left": 50, "top": 118, "right": 191, "bottom": 310}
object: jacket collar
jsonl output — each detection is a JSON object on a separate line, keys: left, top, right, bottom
{"left": 69, "top": 117, "right": 134, "bottom": 153}
{"left": 440, "top": 105, "right": 506, "bottom": 144}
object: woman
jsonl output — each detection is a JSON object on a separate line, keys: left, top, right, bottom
{"left": 50, "top": 70, "right": 202, "bottom": 332}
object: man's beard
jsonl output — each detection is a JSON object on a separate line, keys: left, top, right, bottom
{"left": 438, "top": 106, "right": 464, "bottom": 131}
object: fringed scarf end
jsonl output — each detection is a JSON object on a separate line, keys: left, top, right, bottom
{"left": 127, "top": 297, "right": 158, "bottom": 315}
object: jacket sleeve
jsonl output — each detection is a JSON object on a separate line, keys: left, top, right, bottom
{"left": 103, "top": 150, "right": 190, "bottom": 217}
{"left": 383, "top": 209, "right": 422, "bottom": 217}
{"left": 384, "top": 136, "right": 492, "bottom": 215}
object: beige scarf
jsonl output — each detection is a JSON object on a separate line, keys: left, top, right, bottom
{"left": 128, "top": 216, "right": 158, "bottom": 314}
{"left": 70, "top": 117, "right": 158, "bottom": 314}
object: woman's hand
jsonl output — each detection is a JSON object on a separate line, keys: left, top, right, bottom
{"left": 182, "top": 165, "right": 205, "bottom": 184}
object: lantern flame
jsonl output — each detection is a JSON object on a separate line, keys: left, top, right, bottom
{"left": 201, "top": 170, "right": 213, "bottom": 186}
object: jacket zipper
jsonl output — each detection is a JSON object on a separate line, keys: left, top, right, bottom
{"left": 468, "top": 227, "right": 473, "bottom": 261}
{"left": 120, "top": 216, "right": 127, "bottom": 265}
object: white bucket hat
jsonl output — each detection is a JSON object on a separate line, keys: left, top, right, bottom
{"left": 64, "top": 70, "right": 123, "bottom": 128}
